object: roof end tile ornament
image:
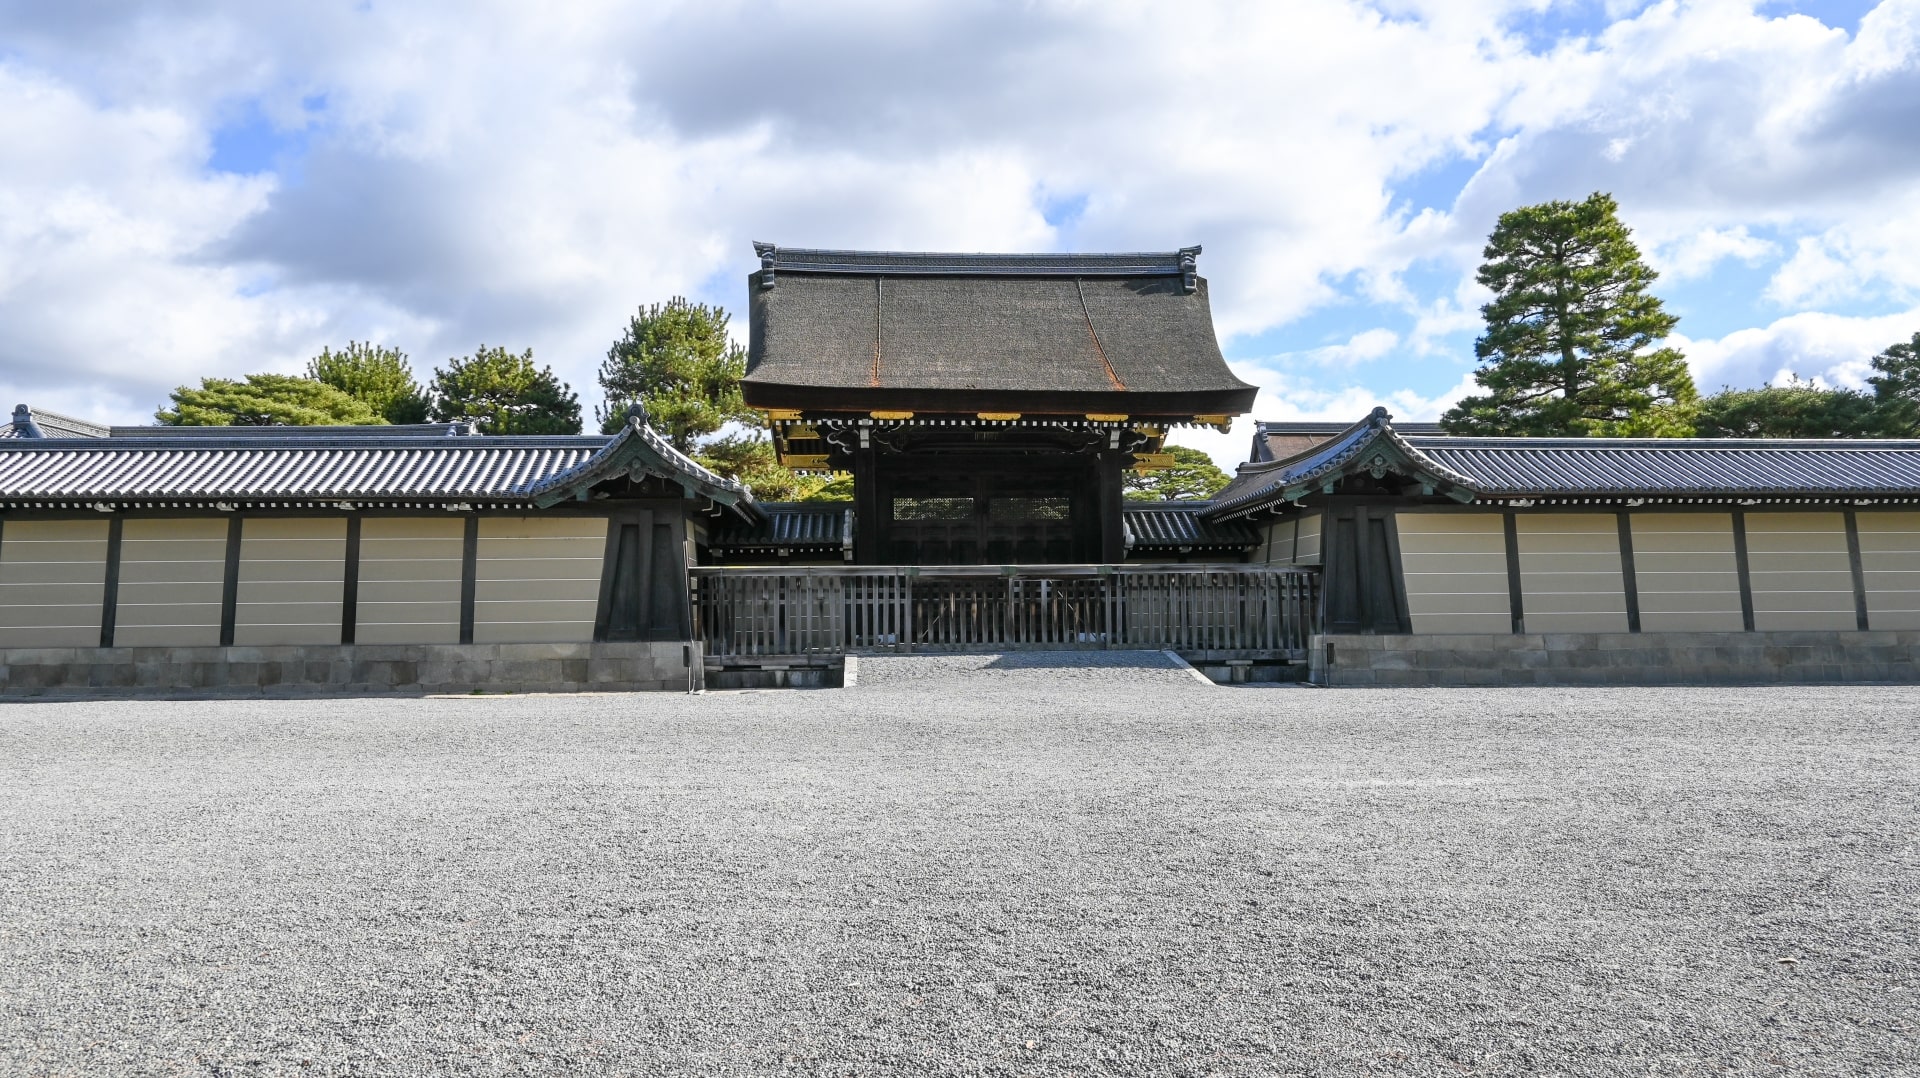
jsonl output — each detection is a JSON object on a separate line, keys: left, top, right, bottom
{"left": 527, "top": 406, "right": 761, "bottom": 520}
{"left": 1178, "top": 245, "right": 1202, "bottom": 294}
{"left": 1204, "top": 405, "right": 1479, "bottom": 520}
{"left": 754, "top": 241, "right": 778, "bottom": 290}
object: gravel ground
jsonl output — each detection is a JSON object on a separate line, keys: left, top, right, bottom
{"left": 2, "top": 654, "right": 1917, "bottom": 1076}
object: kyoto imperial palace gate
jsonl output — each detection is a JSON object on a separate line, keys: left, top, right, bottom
{"left": 685, "top": 243, "right": 1315, "bottom": 668}
{"left": 740, "top": 244, "right": 1255, "bottom": 566}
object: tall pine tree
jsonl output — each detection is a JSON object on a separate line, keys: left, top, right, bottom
{"left": 1442, "top": 192, "right": 1697, "bottom": 437}
{"left": 596, "top": 298, "right": 756, "bottom": 449}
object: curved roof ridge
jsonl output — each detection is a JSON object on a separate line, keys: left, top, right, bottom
{"left": 1209, "top": 407, "right": 1479, "bottom": 518}
{"left": 752, "top": 243, "right": 1200, "bottom": 281}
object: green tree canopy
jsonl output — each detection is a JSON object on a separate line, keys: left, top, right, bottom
{"left": 695, "top": 433, "right": 835, "bottom": 501}
{"left": 307, "top": 341, "right": 428, "bottom": 425}
{"left": 428, "top": 346, "right": 581, "bottom": 434}
{"left": 596, "top": 297, "right": 755, "bottom": 449}
{"left": 1124, "top": 445, "right": 1232, "bottom": 500}
{"left": 1442, "top": 192, "right": 1697, "bottom": 437}
{"left": 1868, "top": 330, "right": 1920, "bottom": 436}
{"left": 1695, "top": 379, "right": 1890, "bottom": 438}
{"left": 157, "top": 373, "right": 385, "bottom": 426}
{"left": 802, "top": 475, "right": 855, "bottom": 503}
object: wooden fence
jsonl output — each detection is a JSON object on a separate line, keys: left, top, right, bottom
{"left": 690, "top": 565, "right": 1320, "bottom": 658}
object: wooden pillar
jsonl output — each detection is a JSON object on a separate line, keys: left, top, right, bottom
{"left": 1096, "top": 449, "right": 1126, "bottom": 564}
{"left": 853, "top": 436, "right": 883, "bottom": 565}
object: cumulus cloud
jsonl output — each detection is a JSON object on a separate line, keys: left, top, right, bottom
{"left": 1653, "top": 226, "right": 1779, "bottom": 280}
{"left": 1678, "top": 307, "right": 1920, "bottom": 391}
{"left": 0, "top": 0, "right": 1917, "bottom": 454}
{"left": 1172, "top": 366, "right": 1480, "bottom": 471}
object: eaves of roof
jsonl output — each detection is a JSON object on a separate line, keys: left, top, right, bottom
{"left": 1209, "top": 409, "right": 1920, "bottom": 521}
{"left": 1121, "top": 501, "right": 1259, "bottom": 548}
{"left": 709, "top": 502, "right": 852, "bottom": 549}
{"left": 1209, "top": 408, "right": 1477, "bottom": 518}
{"left": 0, "top": 418, "right": 760, "bottom": 516}
{"left": 529, "top": 416, "right": 759, "bottom": 520}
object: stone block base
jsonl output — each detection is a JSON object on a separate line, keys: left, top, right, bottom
{"left": 0, "top": 641, "right": 699, "bottom": 697}
{"left": 1310, "top": 630, "right": 1920, "bottom": 687}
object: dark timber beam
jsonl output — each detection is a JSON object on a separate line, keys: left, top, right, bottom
{"left": 1096, "top": 450, "right": 1126, "bottom": 563}
{"left": 852, "top": 437, "right": 881, "bottom": 565}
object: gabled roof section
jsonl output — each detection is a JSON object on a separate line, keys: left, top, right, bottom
{"left": 1250, "top": 418, "right": 1444, "bottom": 463}
{"left": 742, "top": 243, "right": 1255, "bottom": 418}
{"left": 1210, "top": 408, "right": 1478, "bottom": 518}
{"left": 1211, "top": 408, "right": 1920, "bottom": 519}
{"left": 529, "top": 412, "right": 759, "bottom": 519}
{"left": 5, "top": 404, "right": 110, "bottom": 439}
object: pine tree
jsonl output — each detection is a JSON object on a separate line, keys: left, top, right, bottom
{"left": 695, "top": 433, "right": 833, "bottom": 501}
{"left": 1696, "top": 379, "right": 1890, "bottom": 438}
{"left": 158, "top": 374, "right": 384, "bottom": 426}
{"left": 1442, "top": 192, "right": 1697, "bottom": 437}
{"left": 307, "top": 342, "right": 428, "bottom": 424}
{"left": 428, "top": 346, "right": 581, "bottom": 434}
{"left": 1868, "top": 331, "right": 1920, "bottom": 436}
{"left": 596, "top": 298, "right": 755, "bottom": 449}
{"left": 1124, "top": 445, "right": 1232, "bottom": 500}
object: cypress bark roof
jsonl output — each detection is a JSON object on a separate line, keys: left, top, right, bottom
{"left": 743, "top": 245, "right": 1255, "bottom": 417}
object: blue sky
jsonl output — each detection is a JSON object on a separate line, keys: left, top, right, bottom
{"left": 3, "top": 1, "right": 1920, "bottom": 468}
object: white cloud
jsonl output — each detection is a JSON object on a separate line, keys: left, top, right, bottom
{"left": 1172, "top": 363, "right": 1480, "bottom": 472}
{"left": 0, "top": 0, "right": 1917, "bottom": 447}
{"left": 1293, "top": 328, "right": 1402, "bottom": 367}
{"left": 1677, "top": 307, "right": 1920, "bottom": 391}
{"left": 1654, "top": 226, "right": 1778, "bottom": 281}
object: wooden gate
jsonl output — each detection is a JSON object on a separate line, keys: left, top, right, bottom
{"left": 690, "top": 565, "right": 1320, "bottom": 658}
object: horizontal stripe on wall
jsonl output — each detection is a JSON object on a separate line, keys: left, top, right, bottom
{"left": 0, "top": 519, "right": 109, "bottom": 647}
{"left": 1743, "top": 512, "right": 1854, "bottom": 632}
{"left": 473, "top": 516, "right": 608, "bottom": 644}
{"left": 114, "top": 517, "right": 226, "bottom": 646}
{"left": 1394, "top": 512, "right": 1509, "bottom": 634}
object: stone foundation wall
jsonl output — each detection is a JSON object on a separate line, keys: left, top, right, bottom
{"left": 0, "top": 641, "right": 698, "bottom": 697}
{"left": 1310, "top": 630, "right": 1920, "bottom": 686}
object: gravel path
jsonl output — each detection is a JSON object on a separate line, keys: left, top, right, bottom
{"left": 2, "top": 661, "right": 1917, "bottom": 1076}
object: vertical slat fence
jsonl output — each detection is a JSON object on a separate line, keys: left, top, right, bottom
{"left": 692, "top": 565, "right": 1320, "bottom": 658}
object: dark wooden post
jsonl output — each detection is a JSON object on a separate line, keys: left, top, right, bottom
{"left": 1096, "top": 450, "right": 1126, "bottom": 564}
{"left": 852, "top": 435, "right": 882, "bottom": 564}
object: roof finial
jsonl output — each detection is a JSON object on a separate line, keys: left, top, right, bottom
{"left": 12, "top": 403, "right": 43, "bottom": 439}
{"left": 1178, "top": 245, "right": 1201, "bottom": 294}
{"left": 753, "top": 241, "right": 778, "bottom": 290}
{"left": 1368, "top": 406, "right": 1392, "bottom": 426}
{"left": 624, "top": 399, "right": 650, "bottom": 430}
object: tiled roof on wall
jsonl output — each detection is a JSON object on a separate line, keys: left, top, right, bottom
{"left": 1211, "top": 407, "right": 1920, "bottom": 518}
{"left": 0, "top": 416, "right": 754, "bottom": 515}
{"left": 4, "top": 404, "right": 111, "bottom": 439}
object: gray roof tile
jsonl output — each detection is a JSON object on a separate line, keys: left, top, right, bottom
{"left": 1211, "top": 408, "right": 1920, "bottom": 517}
{"left": 1123, "top": 502, "right": 1259, "bottom": 549}
{"left": 6, "top": 404, "right": 110, "bottom": 439}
